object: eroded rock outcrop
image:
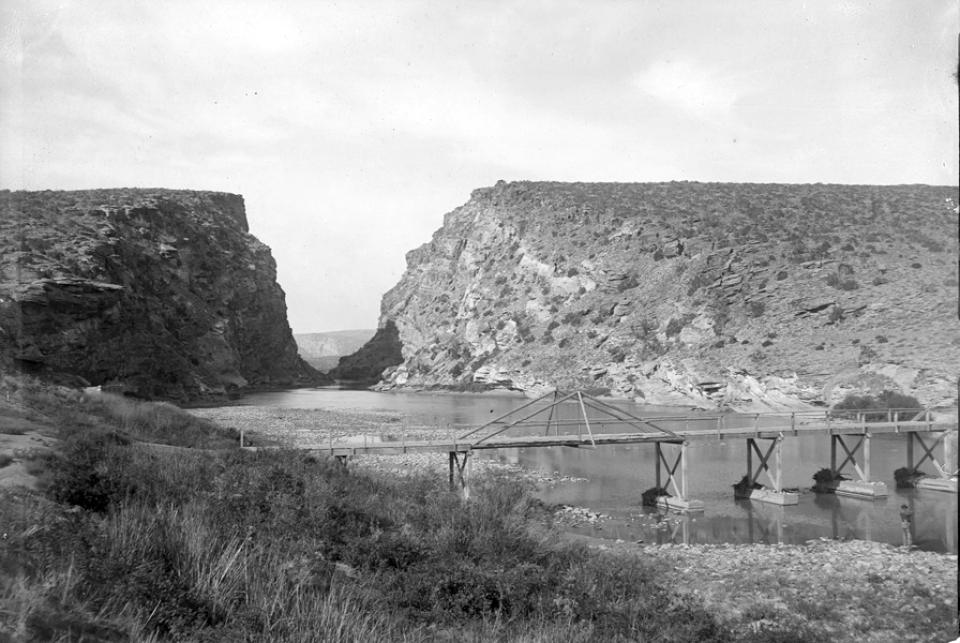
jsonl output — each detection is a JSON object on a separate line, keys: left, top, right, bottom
{"left": 331, "top": 321, "right": 403, "bottom": 383}
{"left": 354, "top": 181, "right": 959, "bottom": 409}
{"left": 0, "top": 189, "right": 323, "bottom": 399}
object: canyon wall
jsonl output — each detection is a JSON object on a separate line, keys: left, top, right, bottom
{"left": 348, "top": 181, "right": 959, "bottom": 410}
{"left": 0, "top": 189, "right": 323, "bottom": 400}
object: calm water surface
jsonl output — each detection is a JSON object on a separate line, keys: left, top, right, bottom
{"left": 239, "top": 387, "right": 958, "bottom": 553}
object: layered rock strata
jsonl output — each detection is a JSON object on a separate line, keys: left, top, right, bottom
{"left": 351, "top": 181, "right": 959, "bottom": 410}
{"left": 0, "top": 189, "right": 322, "bottom": 399}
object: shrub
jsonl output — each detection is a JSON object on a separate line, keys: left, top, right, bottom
{"left": 46, "top": 430, "right": 133, "bottom": 511}
{"left": 831, "top": 391, "right": 923, "bottom": 421}
{"left": 748, "top": 301, "right": 766, "bottom": 317}
{"left": 608, "top": 346, "right": 627, "bottom": 363}
{"left": 665, "top": 317, "right": 685, "bottom": 338}
{"left": 562, "top": 312, "right": 583, "bottom": 326}
{"left": 858, "top": 344, "right": 878, "bottom": 363}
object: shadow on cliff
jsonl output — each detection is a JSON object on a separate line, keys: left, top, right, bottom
{"left": 329, "top": 320, "right": 403, "bottom": 385}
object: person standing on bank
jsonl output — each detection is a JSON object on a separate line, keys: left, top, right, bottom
{"left": 899, "top": 504, "right": 914, "bottom": 548}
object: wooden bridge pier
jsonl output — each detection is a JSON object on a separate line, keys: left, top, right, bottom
{"left": 817, "top": 429, "right": 890, "bottom": 498}
{"left": 737, "top": 434, "right": 799, "bottom": 505}
{"left": 654, "top": 441, "right": 704, "bottom": 512}
{"left": 448, "top": 450, "right": 471, "bottom": 495}
{"left": 907, "top": 429, "right": 959, "bottom": 493}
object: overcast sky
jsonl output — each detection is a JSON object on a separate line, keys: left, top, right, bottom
{"left": 2, "top": 1, "right": 957, "bottom": 333}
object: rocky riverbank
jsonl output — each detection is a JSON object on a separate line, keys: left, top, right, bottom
{"left": 577, "top": 536, "right": 959, "bottom": 643}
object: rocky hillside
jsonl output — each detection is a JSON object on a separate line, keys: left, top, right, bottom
{"left": 331, "top": 321, "right": 403, "bottom": 382}
{"left": 0, "top": 189, "right": 323, "bottom": 400}
{"left": 351, "top": 181, "right": 959, "bottom": 410}
{"left": 294, "top": 329, "right": 374, "bottom": 371}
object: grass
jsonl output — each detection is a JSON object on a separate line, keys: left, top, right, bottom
{"left": 1, "top": 440, "right": 726, "bottom": 641}
{"left": 2, "top": 378, "right": 955, "bottom": 641}
{"left": 3, "top": 373, "right": 239, "bottom": 449}
{"left": 0, "top": 377, "right": 730, "bottom": 642}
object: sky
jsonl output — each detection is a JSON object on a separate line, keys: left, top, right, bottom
{"left": 1, "top": 1, "right": 957, "bottom": 334}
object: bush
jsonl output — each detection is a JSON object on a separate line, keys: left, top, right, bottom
{"left": 748, "top": 301, "right": 766, "bottom": 317}
{"left": 46, "top": 430, "right": 132, "bottom": 511}
{"left": 665, "top": 318, "right": 684, "bottom": 338}
{"left": 831, "top": 391, "right": 923, "bottom": 421}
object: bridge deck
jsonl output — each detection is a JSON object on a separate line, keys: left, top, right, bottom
{"left": 251, "top": 419, "right": 957, "bottom": 456}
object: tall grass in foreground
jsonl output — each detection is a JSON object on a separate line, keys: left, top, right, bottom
{"left": 0, "top": 416, "right": 727, "bottom": 642}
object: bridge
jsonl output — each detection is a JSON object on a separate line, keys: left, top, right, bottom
{"left": 245, "top": 390, "right": 959, "bottom": 511}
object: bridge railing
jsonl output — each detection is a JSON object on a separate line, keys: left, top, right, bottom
{"left": 454, "top": 405, "right": 954, "bottom": 446}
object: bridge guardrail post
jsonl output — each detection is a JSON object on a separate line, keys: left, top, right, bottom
{"left": 680, "top": 441, "right": 689, "bottom": 502}
{"left": 864, "top": 429, "right": 871, "bottom": 481}
{"left": 655, "top": 443, "right": 662, "bottom": 490}
{"left": 906, "top": 431, "right": 914, "bottom": 471}
{"left": 775, "top": 433, "right": 783, "bottom": 492}
{"left": 830, "top": 433, "right": 837, "bottom": 476}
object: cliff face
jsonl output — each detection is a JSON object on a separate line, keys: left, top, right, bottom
{"left": 0, "top": 189, "right": 324, "bottom": 400}
{"left": 331, "top": 322, "right": 403, "bottom": 382}
{"left": 359, "top": 181, "right": 959, "bottom": 410}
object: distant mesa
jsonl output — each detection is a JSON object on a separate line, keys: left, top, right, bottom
{"left": 294, "top": 329, "right": 376, "bottom": 372}
{"left": 0, "top": 188, "right": 326, "bottom": 401}
{"left": 347, "top": 180, "right": 959, "bottom": 410}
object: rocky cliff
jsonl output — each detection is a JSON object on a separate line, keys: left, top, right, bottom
{"left": 353, "top": 181, "right": 959, "bottom": 410}
{"left": 331, "top": 321, "right": 403, "bottom": 382}
{"left": 0, "top": 189, "right": 323, "bottom": 400}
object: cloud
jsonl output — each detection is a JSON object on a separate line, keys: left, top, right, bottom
{"left": 634, "top": 58, "right": 742, "bottom": 119}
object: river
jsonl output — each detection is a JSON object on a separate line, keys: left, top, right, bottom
{"left": 238, "top": 387, "right": 958, "bottom": 553}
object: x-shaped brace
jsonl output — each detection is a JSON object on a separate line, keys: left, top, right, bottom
{"left": 449, "top": 451, "right": 470, "bottom": 490}
{"left": 656, "top": 442, "right": 686, "bottom": 500}
{"left": 911, "top": 433, "right": 949, "bottom": 478}
{"left": 747, "top": 437, "right": 782, "bottom": 492}
{"left": 832, "top": 435, "right": 867, "bottom": 481}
